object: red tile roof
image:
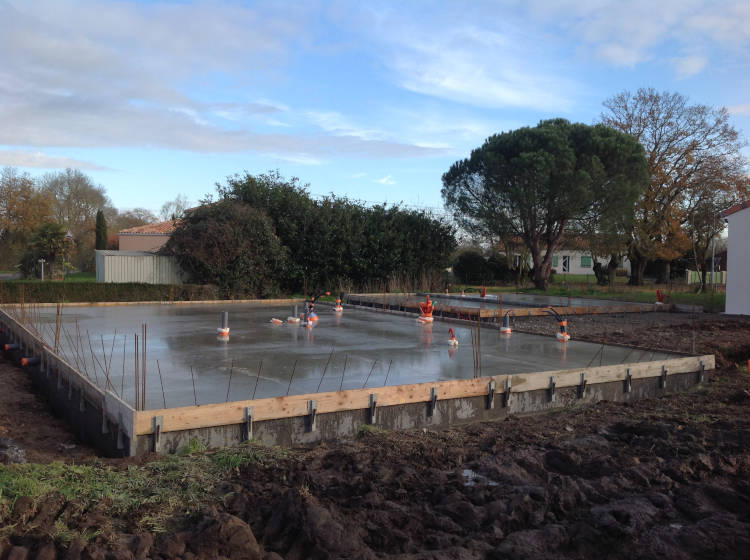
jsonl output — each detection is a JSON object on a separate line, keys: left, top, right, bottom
{"left": 720, "top": 200, "right": 750, "bottom": 218}
{"left": 119, "top": 219, "right": 181, "bottom": 235}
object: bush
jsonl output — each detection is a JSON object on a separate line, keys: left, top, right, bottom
{"left": 165, "top": 200, "right": 288, "bottom": 298}
{"left": 452, "top": 249, "right": 492, "bottom": 284}
{"left": 0, "top": 282, "right": 218, "bottom": 304}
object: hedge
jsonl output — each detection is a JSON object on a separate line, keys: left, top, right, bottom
{"left": 0, "top": 282, "right": 218, "bottom": 304}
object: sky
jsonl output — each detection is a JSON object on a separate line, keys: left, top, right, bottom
{"left": 1, "top": 0, "right": 749, "bottom": 217}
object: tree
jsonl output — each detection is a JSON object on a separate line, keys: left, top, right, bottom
{"left": 19, "top": 223, "right": 67, "bottom": 278}
{"left": 442, "top": 119, "right": 647, "bottom": 289}
{"left": 159, "top": 194, "right": 190, "bottom": 221}
{"left": 0, "top": 167, "right": 54, "bottom": 268}
{"left": 165, "top": 200, "right": 288, "bottom": 297}
{"left": 95, "top": 210, "right": 107, "bottom": 250}
{"left": 40, "top": 169, "right": 111, "bottom": 271}
{"left": 600, "top": 88, "right": 748, "bottom": 285}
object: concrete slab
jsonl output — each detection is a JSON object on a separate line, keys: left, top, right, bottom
{"left": 33, "top": 303, "right": 675, "bottom": 410}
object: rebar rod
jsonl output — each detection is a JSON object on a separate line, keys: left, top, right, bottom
{"left": 226, "top": 359, "right": 235, "bottom": 402}
{"left": 252, "top": 360, "right": 262, "bottom": 400}
{"left": 190, "top": 365, "right": 198, "bottom": 406}
{"left": 362, "top": 359, "right": 378, "bottom": 389}
{"left": 286, "top": 360, "right": 298, "bottom": 396}
{"left": 156, "top": 359, "right": 167, "bottom": 408}
{"left": 317, "top": 348, "right": 334, "bottom": 392}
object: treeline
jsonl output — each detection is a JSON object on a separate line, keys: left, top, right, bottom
{"left": 166, "top": 171, "right": 456, "bottom": 297}
{"left": 0, "top": 167, "right": 159, "bottom": 277}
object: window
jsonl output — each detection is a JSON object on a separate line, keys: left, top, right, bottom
{"left": 562, "top": 256, "right": 570, "bottom": 273}
{"left": 580, "top": 255, "right": 592, "bottom": 268}
{"left": 552, "top": 255, "right": 558, "bottom": 267}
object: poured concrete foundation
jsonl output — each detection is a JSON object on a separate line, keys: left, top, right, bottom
{"left": 0, "top": 302, "right": 713, "bottom": 457}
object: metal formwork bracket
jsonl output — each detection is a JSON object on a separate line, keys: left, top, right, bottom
{"left": 625, "top": 368, "right": 632, "bottom": 393}
{"left": 578, "top": 373, "right": 587, "bottom": 399}
{"left": 698, "top": 361, "right": 705, "bottom": 383}
{"left": 548, "top": 376, "right": 556, "bottom": 402}
{"left": 487, "top": 380, "right": 496, "bottom": 409}
{"left": 369, "top": 393, "right": 378, "bottom": 424}
{"left": 244, "top": 406, "right": 254, "bottom": 441}
{"left": 660, "top": 365, "right": 668, "bottom": 389}
{"left": 307, "top": 400, "right": 318, "bottom": 432}
{"left": 152, "top": 415, "right": 163, "bottom": 453}
{"left": 428, "top": 387, "right": 438, "bottom": 417}
{"left": 504, "top": 377, "right": 512, "bottom": 408}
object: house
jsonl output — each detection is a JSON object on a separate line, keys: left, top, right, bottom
{"left": 720, "top": 200, "right": 750, "bottom": 315}
{"left": 501, "top": 237, "right": 631, "bottom": 276}
{"left": 118, "top": 219, "right": 180, "bottom": 252}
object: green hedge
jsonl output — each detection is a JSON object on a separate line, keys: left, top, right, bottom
{"left": 0, "top": 281, "right": 218, "bottom": 304}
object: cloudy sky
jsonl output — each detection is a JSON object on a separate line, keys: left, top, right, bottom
{"left": 1, "top": 0, "right": 749, "bottom": 215}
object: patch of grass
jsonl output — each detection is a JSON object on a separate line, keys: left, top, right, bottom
{"left": 178, "top": 436, "right": 208, "bottom": 456}
{"left": 0, "top": 441, "right": 293, "bottom": 533}
{"left": 357, "top": 424, "right": 384, "bottom": 437}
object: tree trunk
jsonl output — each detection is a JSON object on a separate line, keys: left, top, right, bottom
{"left": 657, "top": 261, "right": 671, "bottom": 284}
{"left": 592, "top": 261, "right": 607, "bottom": 285}
{"left": 700, "top": 266, "right": 707, "bottom": 292}
{"left": 607, "top": 254, "right": 620, "bottom": 289}
{"left": 629, "top": 258, "right": 647, "bottom": 285}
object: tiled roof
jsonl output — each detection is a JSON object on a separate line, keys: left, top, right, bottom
{"left": 119, "top": 219, "right": 181, "bottom": 235}
{"left": 720, "top": 200, "right": 750, "bottom": 218}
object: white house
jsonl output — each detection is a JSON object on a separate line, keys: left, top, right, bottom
{"left": 720, "top": 200, "right": 750, "bottom": 315}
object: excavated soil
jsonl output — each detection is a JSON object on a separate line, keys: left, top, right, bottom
{"left": 1, "top": 312, "right": 750, "bottom": 559}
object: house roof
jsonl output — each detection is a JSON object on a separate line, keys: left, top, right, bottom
{"left": 720, "top": 200, "right": 750, "bottom": 218}
{"left": 119, "top": 219, "right": 181, "bottom": 235}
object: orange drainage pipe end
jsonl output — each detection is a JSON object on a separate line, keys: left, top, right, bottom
{"left": 21, "top": 356, "right": 40, "bottom": 366}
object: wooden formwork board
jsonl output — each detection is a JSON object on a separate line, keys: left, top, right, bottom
{"left": 133, "top": 354, "right": 713, "bottom": 436}
{"left": 0, "top": 298, "right": 305, "bottom": 308}
{"left": 346, "top": 295, "right": 670, "bottom": 318}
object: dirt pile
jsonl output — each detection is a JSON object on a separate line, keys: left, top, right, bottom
{"left": 1, "top": 313, "right": 749, "bottom": 559}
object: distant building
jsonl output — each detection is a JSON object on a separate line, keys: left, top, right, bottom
{"left": 118, "top": 219, "right": 180, "bottom": 252}
{"left": 500, "top": 237, "right": 631, "bottom": 276}
{"left": 720, "top": 200, "right": 750, "bottom": 315}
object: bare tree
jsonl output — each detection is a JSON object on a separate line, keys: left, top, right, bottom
{"left": 159, "top": 194, "right": 190, "bottom": 221}
{"left": 601, "top": 88, "right": 748, "bottom": 284}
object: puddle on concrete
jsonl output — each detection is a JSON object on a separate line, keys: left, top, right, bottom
{"left": 29, "top": 303, "right": 675, "bottom": 409}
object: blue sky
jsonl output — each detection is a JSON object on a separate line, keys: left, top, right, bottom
{"left": 1, "top": 0, "right": 749, "bottom": 216}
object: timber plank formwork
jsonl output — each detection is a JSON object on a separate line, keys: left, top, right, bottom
{"left": 1, "top": 303, "right": 711, "bottom": 457}
{"left": 346, "top": 293, "right": 671, "bottom": 321}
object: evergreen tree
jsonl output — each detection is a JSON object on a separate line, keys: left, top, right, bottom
{"left": 95, "top": 209, "right": 107, "bottom": 250}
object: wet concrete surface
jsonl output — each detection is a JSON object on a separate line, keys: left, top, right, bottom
{"left": 31, "top": 303, "right": 674, "bottom": 410}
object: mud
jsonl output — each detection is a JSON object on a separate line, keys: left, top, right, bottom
{"left": 1, "top": 312, "right": 750, "bottom": 559}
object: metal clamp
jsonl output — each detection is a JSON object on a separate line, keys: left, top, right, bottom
{"left": 548, "top": 376, "right": 556, "bottom": 402}
{"left": 307, "top": 400, "right": 318, "bottom": 432}
{"left": 698, "top": 361, "right": 705, "bottom": 383}
{"left": 624, "top": 368, "right": 632, "bottom": 393}
{"left": 428, "top": 387, "right": 438, "bottom": 417}
{"left": 369, "top": 393, "right": 378, "bottom": 424}
{"left": 152, "top": 415, "right": 163, "bottom": 453}
{"left": 660, "top": 365, "right": 668, "bottom": 389}
{"left": 244, "top": 406, "right": 254, "bottom": 441}
{"left": 504, "top": 377, "right": 512, "bottom": 408}
{"left": 487, "top": 380, "right": 495, "bottom": 409}
{"left": 578, "top": 372, "right": 587, "bottom": 399}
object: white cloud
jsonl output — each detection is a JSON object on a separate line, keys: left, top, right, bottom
{"left": 374, "top": 175, "right": 395, "bottom": 185}
{"left": 349, "top": 172, "right": 367, "bottom": 178}
{"left": 0, "top": 149, "right": 110, "bottom": 170}
{"left": 0, "top": 150, "right": 109, "bottom": 171}
{"left": 673, "top": 55, "right": 708, "bottom": 78}
{"left": 728, "top": 104, "right": 750, "bottom": 116}
{"left": 0, "top": 1, "right": 441, "bottom": 160}
{"left": 523, "top": 0, "right": 750, "bottom": 75}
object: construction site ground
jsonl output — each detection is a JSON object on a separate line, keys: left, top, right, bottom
{"left": 1, "top": 311, "right": 749, "bottom": 559}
